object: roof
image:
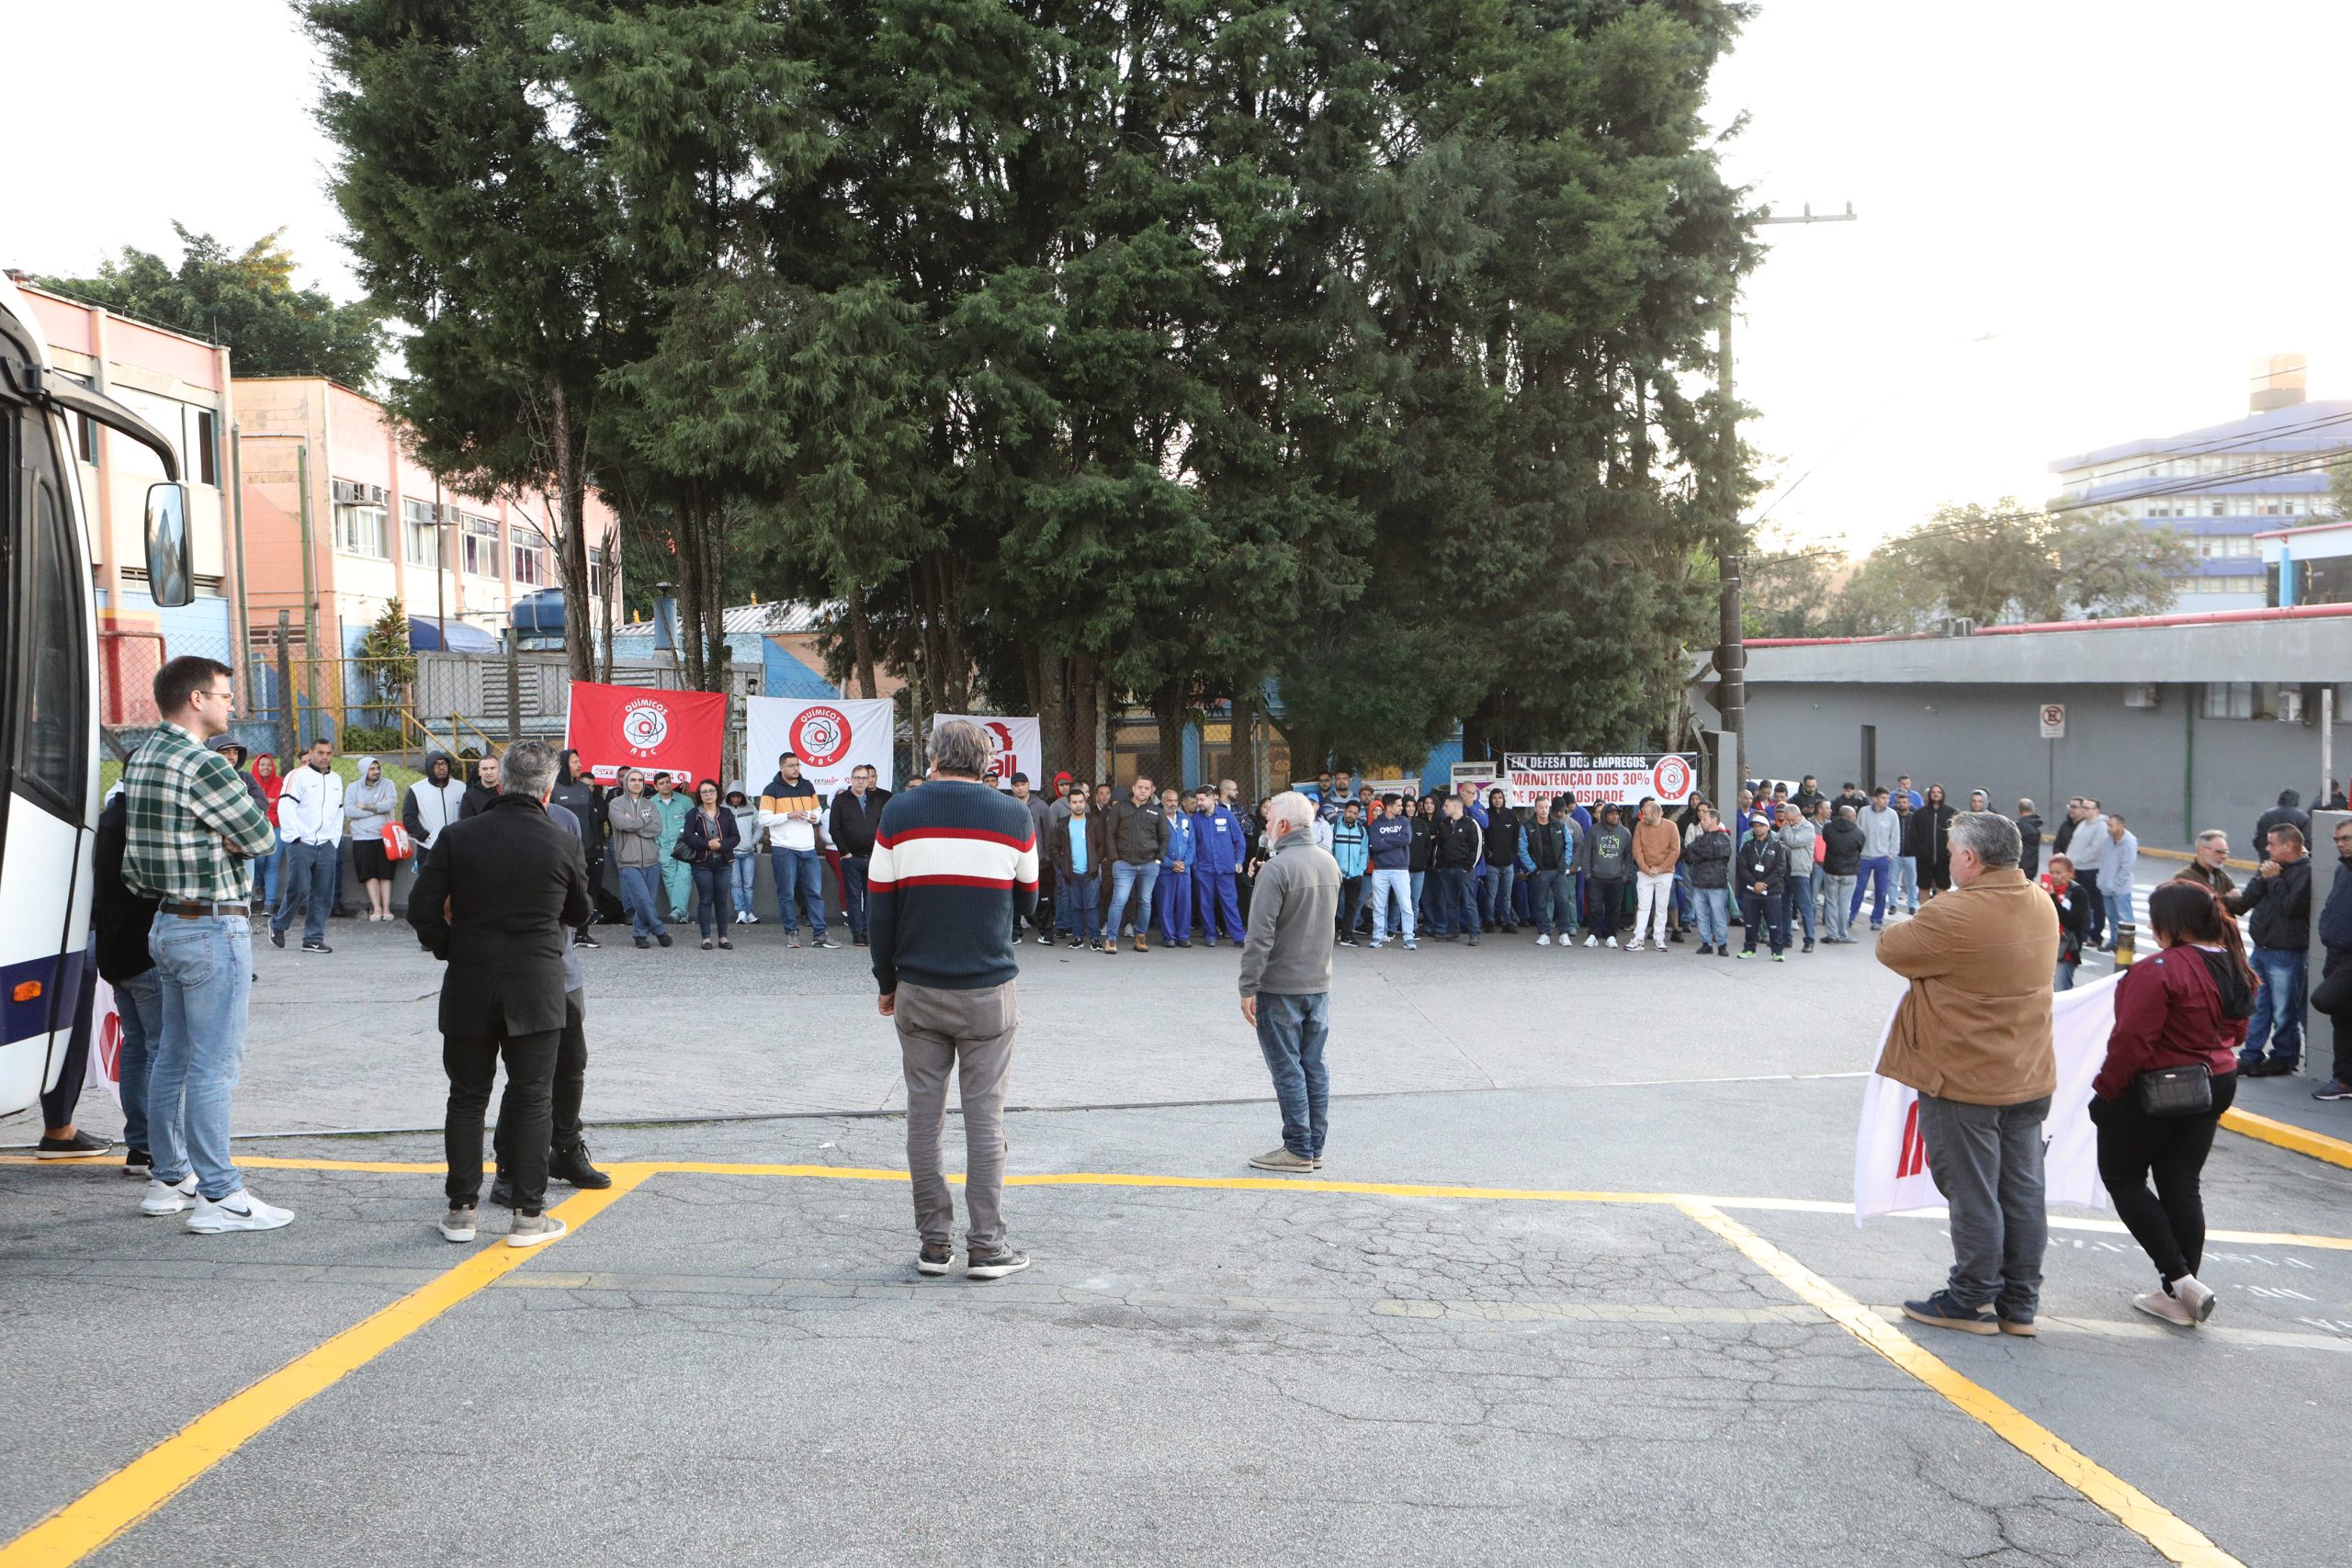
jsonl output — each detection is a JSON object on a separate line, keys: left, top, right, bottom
{"left": 2049, "top": 399, "right": 2352, "bottom": 475}
{"left": 722, "top": 601, "right": 831, "bottom": 635}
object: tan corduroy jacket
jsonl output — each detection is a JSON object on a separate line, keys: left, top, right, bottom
{"left": 1872, "top": 867, "right": 2060, "bottom": 1106}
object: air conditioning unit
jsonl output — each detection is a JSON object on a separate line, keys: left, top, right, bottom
{"left": 2278, "top": 688, "right": 2305, "bottom": 724}
{"left": 2121, "top": 683, "right": 2160, "bottom": 709}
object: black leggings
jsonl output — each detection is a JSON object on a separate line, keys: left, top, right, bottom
{"left": 2094, "top": 1070, "right": 2237, "bottom": 1283}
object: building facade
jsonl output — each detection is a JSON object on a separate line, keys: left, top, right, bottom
{"left": 2049, "top": 356, "right": 2344, "bottom": 614}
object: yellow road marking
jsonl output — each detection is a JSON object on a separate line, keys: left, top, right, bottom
{"left": 1676, "top": 1199, "right": 2244, "bottom": 1568}
{"left": 2222, "top": 1107, "right": 2352, "bottom": 1170}
{"left": 0, "top": 1167, "right": 652, "bottom": 1568}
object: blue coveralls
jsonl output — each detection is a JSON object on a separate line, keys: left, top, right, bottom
{"left": 1192, "top": 804, "right": 1249, "bottom": 942}
{"left": 1156, "top": 810, "right": 1198, "bottom": 942}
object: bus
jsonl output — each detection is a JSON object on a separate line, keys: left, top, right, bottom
{"left": 0, "top": 273, "right": 193, "bottom": 1119}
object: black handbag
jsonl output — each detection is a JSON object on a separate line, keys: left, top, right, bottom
{"left": 671, "top": 834, "right": 702, "bottom": 864}
{"left": 2135, "top": 1063, "right": 2214, "bottom": 1118}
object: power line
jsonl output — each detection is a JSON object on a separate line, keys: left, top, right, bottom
{"left": 2052, "top": 408, "right": 2352, "bottom": 488}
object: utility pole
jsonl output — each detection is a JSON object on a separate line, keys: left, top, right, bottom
{"left": 1715, "top": 201, "right": 1857, "bottom": 799}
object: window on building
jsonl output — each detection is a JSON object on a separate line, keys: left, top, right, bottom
{"left": 461, "top": 513, "right": 501, "bottom": 577}
{"left": 2203, "top": 682, "right": 2257, "bottom": 719}
{"left": 2208, "top": 500, "right": 2224, "bottom": 517}
{"left": 187, "top": 407, "right": 218, "bottom": 486}
{"left": 330, "top": 479, "right": 389, "bottom": 558}
{"left": 402, "top": 499, "right": 444, "bottom": 569}
{"left": 588, "top": 545, "right": 605, "bottom": 599}
{"left": 512, "top": 524, "right": 548, "bottom": 587}
{"left": 75, "top": 411, "right": 99, "bottom": 464}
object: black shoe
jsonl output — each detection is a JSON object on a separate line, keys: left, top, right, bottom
{"left": 1037, "top": 933, "right": 1055, "bottom": 947}
{"left": 916, "top": 1242, "right": 953, "bottom": 1277}
{"left": 1669, "top": 931, "right": 1686, "bottom": 943}
{"left": 1803, "top": 940, "right": 1815, "bottom": 953}
{"left": 718, "top": 937, "right": 732, "bottom": 950}
{"left": 1902, "top": 1291, "right": 1997, "bottom": 1336}
{"left": 576, "top": 932, "right": 601, "bottom": 950}
{"left": 301, "top": 941, "right": 333, "bottom": 954}
{"left": 489, "top": 1174, "right": 515, "bottom": 1209}
{"left": 1695, "top": 943, "right": 1714, "bottom": 956}
{"left": 655, "top": 932, "right": 673, "bottom": 948}
{"left": 2242, "top": 1057, "right": 2292, "bottom": 1078}
{"left": 1339, "top": 934, "right": 1355, "bottom": 947}
{"left": 35, "top": 1130, "right": 112, "bottom": 1160}
{"left": 270, "top": 928, "right": 286, "bottom": 948}
{"left": 854, "top": 932, "right": 869, "bottom": 947}
{"left": 124, "top": 1147, "right": 152, "bottom": 1177}
{"left": 634, "top": 935, "right": 650, "bottom": 949}
{"left": 549, "top": 1144, "right": 612, "bottom": 1190}
{"left": 967, "top": 1246, "right": 1031, "bottom": 1280}
{"left": 1177, "top": 938, "right": 1193, "bottom": 948}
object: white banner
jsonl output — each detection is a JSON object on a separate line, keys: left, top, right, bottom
{"left": 1505, "top": 752, "right": 1699, "bottom": 807}
{"left": 929, "top": 714, "right": 1043, "bottom": 788}
{"left": 1854, "top": 970, "right": 2117, "bottom": 1224}
{"left": 85, "top": 976, "right": 122, "bottom": 1109}
{"left": 745, "top": 696, "right": 896, "bottom": 798}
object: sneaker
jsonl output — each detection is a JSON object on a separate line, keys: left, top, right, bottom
{"left": 1338, "top": 934, "right": 1355, "bottom": 947}
{"left": 1249, "top": 1147, "right": 1317, "bottom": 1173}
{"left": 1871, "top": 923, "right": 1883, "bottom": 931}
{"left": 507, "top": 1212, "right": 570, "bottom": 1248}
{"left": 785, "top": 933, "right": 801, "bottom": 949}
{"left": 549, "top": 1143, "right": 612, "bottom": 1190}
{"left": 1902, "top": 1291, "right": 1996, "bottom": 1335}
{"left": 1369, "top": 940, "right": 1385, "bottom": 949}
{"left": 744, "top": 912, "right": 760, "bottom": 924}
{"left": 1037, "top": 933, "right": 1056, "bottom": 947}
{"left": 438, "top": 1207, "right": 478, "bottom": 1243}
{"left": 2169, "top": 1275, "right": 2217, "bottom": 1323}
{"left": 854, "top": 932, "right": 870, "bottom": 948}
{"left": 1695, "top": 943, "right": 1713, "bottom": 956}
{"left": 1604, "top": 936, "right": 1619, "bottom": 949}
{"left": 1585, "top": 934, "right": 1599, "bottom": 949}
{"left": 1737, "top": 950, "right": 1752, "bottom": 960}
{"left": 967, "top": 1246, "right": 1031, "bottom": 1280}
{"left": 2132, "top": 1289, "right": 2198, "bottom": 1327}
{"left": 815, "top": 936, "right": 841, "bottom": 950}
{"left": 36, "top": 1130, "right": 113, "bottom": 1160}
{"left": 1102, "top": 941, "right": 1117, "bottom": 954}
{"left": 1403, "top": 940, "right": 1418, "bottom": 951}
{"left": 656, "top": 932, "right": 674, "bottom": 948}
{"left": 916, "top": 1242, "right": 954, "bottom": 1277}
{"left": 634, "top": 936, "right": 650, "bottom": 949}
{"left": 1625, "top": 941, "right": 1645, "bottom": 953}
{"left": 301, "top": 942, "right": 333, "bottom": 954}
{"left": 270, "top": 927, "right": 287, "bottom": 948}
{"left": 1995, "top": 1308, "right": 2038, "bottom": 1338}
{"left": 1177, "top": 939, "right": 1193, "bottom": 948}
{"left": 140, "top": 1174, "right": 200, "bottom": 1215}
{"left": 124, "top": 1148, "right": 152, "bottom": 1178}
{"left": 186, "top": 1189, "right": 295, "bottom": 1234}
{"left": 1466, "top": 934, "right": 1480, "bottom": 947}
{"left": 733, "top": 910, "right": 746, "bottom": 925}
{"left": 576, "top": 933, "right": 601, "bottom": 950}
{"left": 1802, "top": 940, "right": 1815, "bottom": 953}
{"left": 2312, "top": 1078, "right": 2352, "bottom": 1100}
{"left": 1773, "top": 953, "right": 1786, "bottom": 963}
{"left": 1535, "top": 934, "right": 1551, "bottom": 947}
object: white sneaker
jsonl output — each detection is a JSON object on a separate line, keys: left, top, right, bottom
{"left": 1585, "top": 934, "right": 1599, "bottom": 949}
{"left": 186, "top": 1188, "right": 294, "bottom": 1234}
{"left": 1605, "top": 936, "right": 1619, "bottom": 949}
{"left": 2170, "top": 1275, "right": 2217, "bottom": 1323}
{"left": 139, "top": 1174, "right": 199, "bottom": 1215}
{"left": 2132, "top": 1289, "right": 2198, "bottom": 1327}
{"left": 1625, "top": 941, "right": 1645, "bottom": 953}
{"left": 1535, "top": 934, "right": 1551, "bottom": 946}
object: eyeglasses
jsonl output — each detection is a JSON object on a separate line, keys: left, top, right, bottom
{"left": 194, "top": 686, "right": 234, "bottom": 705}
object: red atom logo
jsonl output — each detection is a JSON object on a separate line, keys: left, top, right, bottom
{"left": 791, "top": 705, "right": 853, "bottom": 768}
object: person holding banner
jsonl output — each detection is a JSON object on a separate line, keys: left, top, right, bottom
{"left": 1877, "top": 812, "right": 2059, "bottom": 1337}
{"left": 2089, "top": 881, "right": 2249, "bottom": 1327}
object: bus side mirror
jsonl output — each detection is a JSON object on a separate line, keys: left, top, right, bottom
{"left": 144, "top": 482, "right": 193, "bottom": 607}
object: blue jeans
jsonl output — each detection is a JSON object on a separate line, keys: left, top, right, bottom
{"left": 1062, "top": 874, "right": 1102, "bottom": 945}
{"left": 2105, "top": 884, "right": 2134, "bottom": 933}
{"left": 145, "top": 911, "right": 253, "bottom": 1201}
{"left": 1484, "top": 863, "right": 1518, "bottom": 928}
{"left": 1894, "top": 855, "right": 1919, "bottom": 912}
{"left": 2244, "top": 945, "right": 2308, "bottom": 1066}
{"left": 841, "top": 854, "right": 872, "bottom": 935}
{"left": 1792, "top": 867, "right": 1818, "bottom": 942}
{"left": 1531, "top": 868, "right": 1576, "bottom": 935}
{"left": 1432, "top": 867, "right": 1476, "bottom": 936}
{"left": 1253, "top": 990, "right": 1330, "bottom": 1159}
{"left": 251, "top": 843, "right": 279, "bottom": 908}
{"left": 732, "top": 852, "right": 757, "bottom": 913}
{"left": 620, "top": 864, "right": 667, "bottom": 939}
{"left": 692, "top": 859, "right": 733, "bottom": 938}
{"left": 272, "top": 839, "right": 338, "bottom": 944}
{"left": 771, "top": 846, "right": 827, "bottom": 936}
{"left": 1853, "top": 857, "right": 1892, "bottom": 925}
{"left": 1368, "top": 868, "right": 1414, "bottom": 942}
{"left": 114, "top": 969, "right": 164, "bottom": 1156}
{"left": 2075, "top": 868, "right": 2106, "bottom": 947}
{"left": 2055, "top": 959, "right": 2077, "bottom": 992}
{"left": 1409, "top": 870, "right": 1427, "bottom": 924}
{"left": 1109, "top": 861, "right": 1159, "bottom": 939}
{"left": 1693, "top": 887, "right": 1730, "bottom": 949}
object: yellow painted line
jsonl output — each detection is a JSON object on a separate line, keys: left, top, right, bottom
{"left": 641, "top": 1161, "right": 917, "bottom": 1182}
{"left": 2222, "top": 1107, "right": 2352, "bottom": 1170}
{"left": 0, "top": 1166, "right": 653, "bottom": 1568}
{"left": 1001, "top": 1171, "right": 1689, "bottom": 1203}
{"left": 1676, "top": 1199, "right": 2243, "bottom": 1568}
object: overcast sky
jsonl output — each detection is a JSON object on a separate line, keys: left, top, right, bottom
{"left": 9, "top": 3, "right": 2344, "bottom": 555}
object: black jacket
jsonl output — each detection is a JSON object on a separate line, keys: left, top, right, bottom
{"left": 1106, "top": 795, "right": 1169, "bottom": 864}
{"left": 1736, "top": 833, "right": 1792, "bottom": 896}
{"left": 829, "top": 786, "right": 891, "bottom": 857}
{"left": 2049, "top": 881, "right": 2092, "bottom": 964}
{"left": 458, "top": 780, "right": 500, "bottom": 820}
{"left": 2016, "top": 813, "right": 2045, "bottom": 878}
{"left": 1683, "top": 828, "right": 1734, "bottom": 890}
{"left": 676, "top": 803, "right": 741, "bottom": 866}
{"left": 1432, "top": 814, "right": 1483, "bottom": 872}
{"left": 1525, "top": 818, "right": 1571, "bottom": 873}
{"left": 409, "top": 794, "right": 593, "bottom": 1036}
{"left": 1047, "top": 811, "right": 1110, "bottom": 881}
{"left": 1483, "top": 808, "right": 1522, "bottom": 868}
{"left": 548, "top": 776, "right": 605, "bottom": 856}
{"left": 2229, "top": 854, "right": 2313, "bottom": 952}
{"left": 1821, "top": 818, "right": 1866, "bottom": 877}
{"left": 2255, "top": 793, "right": 2312, "bottom": 863}
{"left": 91, "top": 794, "right": 160, "bottom": 984}
{"left": 2321, "top": 857, "right": 2352, "bottom": 957}
{"left": 1904, "top": 804, "right": 1955, "bottom": 868}
{"left": 1408, "top": 814, "right": 1434, "bottom": 873}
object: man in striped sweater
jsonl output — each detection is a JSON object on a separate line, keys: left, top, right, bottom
{"left": 869, "top": 719, "right": 1042, "bottom": 1280}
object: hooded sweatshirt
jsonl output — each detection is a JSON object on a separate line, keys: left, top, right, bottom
{"left": 404, "top": 758, "right": 465, "bottom": 849}
{"left": 345, "top": 759, "right": 398, "bottom": 839}
{"left": 1581, "top": 818, "right": 1634, "bottom": 881}
{"left": 252, "top": 752, "right": 286, "bottom": 826}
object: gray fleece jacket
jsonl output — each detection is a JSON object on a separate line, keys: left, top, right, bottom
{"left": 1238, "top": 830, "right": 1340, "bottom": 998}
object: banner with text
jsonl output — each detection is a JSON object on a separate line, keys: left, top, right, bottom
{"left": 746, "top": 696, "right": 896, "bottom": 798}
{"left": 928, "top": 714, "right": 1043, "bottom": 788}
{"left": 567, "top": 682, "right": 726, "bottom": 787}
{"left": 1503, "top": 752, "right": 1700, "bottom": 807}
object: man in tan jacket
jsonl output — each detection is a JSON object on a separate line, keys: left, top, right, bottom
{"left": 1628, "top": 801, "right": 1681, "bottom": 953}
{"left": 1874, "top": 811, "right": 2060, "bottom": 1337}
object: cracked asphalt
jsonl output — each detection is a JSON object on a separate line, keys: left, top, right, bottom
{"left": 4, "top": 918, "right": 2348, "bottom": 1565}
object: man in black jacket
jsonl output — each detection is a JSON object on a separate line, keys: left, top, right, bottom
{"left": 828, "top": 763, "right": 892, "bottom": 948}
{"left": 1105, "top": 776, "right": 1169, "bottom": 952}
{"left": 2014, "top": 798, "right": 2044, "bottom": 881}
{"left": 1430, "top": 795, "right": 1484, "bottom": 943}
{"left": 2311, "top": 819, "right": 2352, "bottom": 1100}
{"left": 92, "top": 792, "right": 163, "bottom": 1175}
{"left": 458, "top": 753, "right": 502, "bottom": 819}
{"left": 412, "top": 740, "right": 592, "bottom": 1247}
{"left": 1736, "top": 816, "right": 1792, "bottom": 960}
{"left": 2228, "top": 822, "right": 2314, "bottom": 1077}
{"left": 2254, "top": 790, "right": 2312, "bottom": 867}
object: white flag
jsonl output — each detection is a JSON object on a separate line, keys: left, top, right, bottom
{"left": 1853, "top": 970, "right": 2119, "bottom": 1224}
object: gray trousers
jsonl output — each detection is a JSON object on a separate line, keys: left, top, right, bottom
{"left": 1820, "top": 874, "right": 1857, "bottom": 940}
{"left": 1917, "top": 1092, "right": 2052, "bottom": 1314}
{"left": 896, "top": 980, "right": 1019, "bottom": 1251}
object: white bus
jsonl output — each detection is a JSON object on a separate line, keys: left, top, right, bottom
{"left": 0, "top": 274, "right": 193, "bottom": 1119}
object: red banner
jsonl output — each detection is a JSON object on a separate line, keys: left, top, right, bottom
{"left": 565, "top": 682, "right": 726, "bottom": 787}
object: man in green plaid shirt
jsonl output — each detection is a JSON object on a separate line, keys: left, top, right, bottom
{"left": 121, "top": 656, "right": 294, "bottom": 1234}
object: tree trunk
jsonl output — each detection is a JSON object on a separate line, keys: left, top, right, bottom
{"left": 1065, "top": 655, "right": 1098, "bottom": 783}
{"left": 548, "top": 384, "right": 596, "bottom": 685}
{"left": 1152, "top": 680, "right": 1187, "bottom": 790}
{"left": 847, "top": 586, "right": 877, "bottom": 698}
{"left": 1230, "top": 682, "right": 1261, "bottom": 798}
{"left": 675, "top": 490, "right": 708, "bottom": 692}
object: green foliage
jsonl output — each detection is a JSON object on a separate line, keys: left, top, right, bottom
{"left": 38, "top": 225, "right": 384, "bottom": 387}
{"left": 356, "top": 598, "right": 418, "bottom": 701}
{"left": 339, "top": 725, "right": 407, "bottom": 755}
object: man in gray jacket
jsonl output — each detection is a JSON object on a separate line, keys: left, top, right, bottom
{"left": 1777, "top": 803, "right": 1820, "bottom": 953}
{"left": 1238, "top": 791, "right": 1340, "bottom": 1174}
{"left": 1853, "top": 786, "right": 1903, "bottom": 931}
{"left": 604, "top": 768, "right": 671, "bottom": 949}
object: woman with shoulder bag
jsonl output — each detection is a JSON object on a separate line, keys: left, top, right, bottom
{"left": 683, "top": 779, "right": 740, "bottom": 951}
{"left": 2089, "top": 880, "right": 2252, "bottom": 1326}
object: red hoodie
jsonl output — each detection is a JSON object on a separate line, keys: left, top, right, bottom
{"left": 252, "top": 752, "right": 286, "bottom": 827}
{"left": 2092, "top": 945, "right": 2246, "bottom": 1101}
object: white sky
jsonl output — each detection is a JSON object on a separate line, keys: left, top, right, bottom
{"left": 6, "top": 3, "right": 2345, "bottom": 557}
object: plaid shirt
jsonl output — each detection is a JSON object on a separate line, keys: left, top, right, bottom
{"left": 122, "top": 722, "right": 279, "bottom": 904}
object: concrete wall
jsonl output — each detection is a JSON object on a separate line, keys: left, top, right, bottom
{"left": 1741, "top": 680, "right": 2343, "bottom": 856}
